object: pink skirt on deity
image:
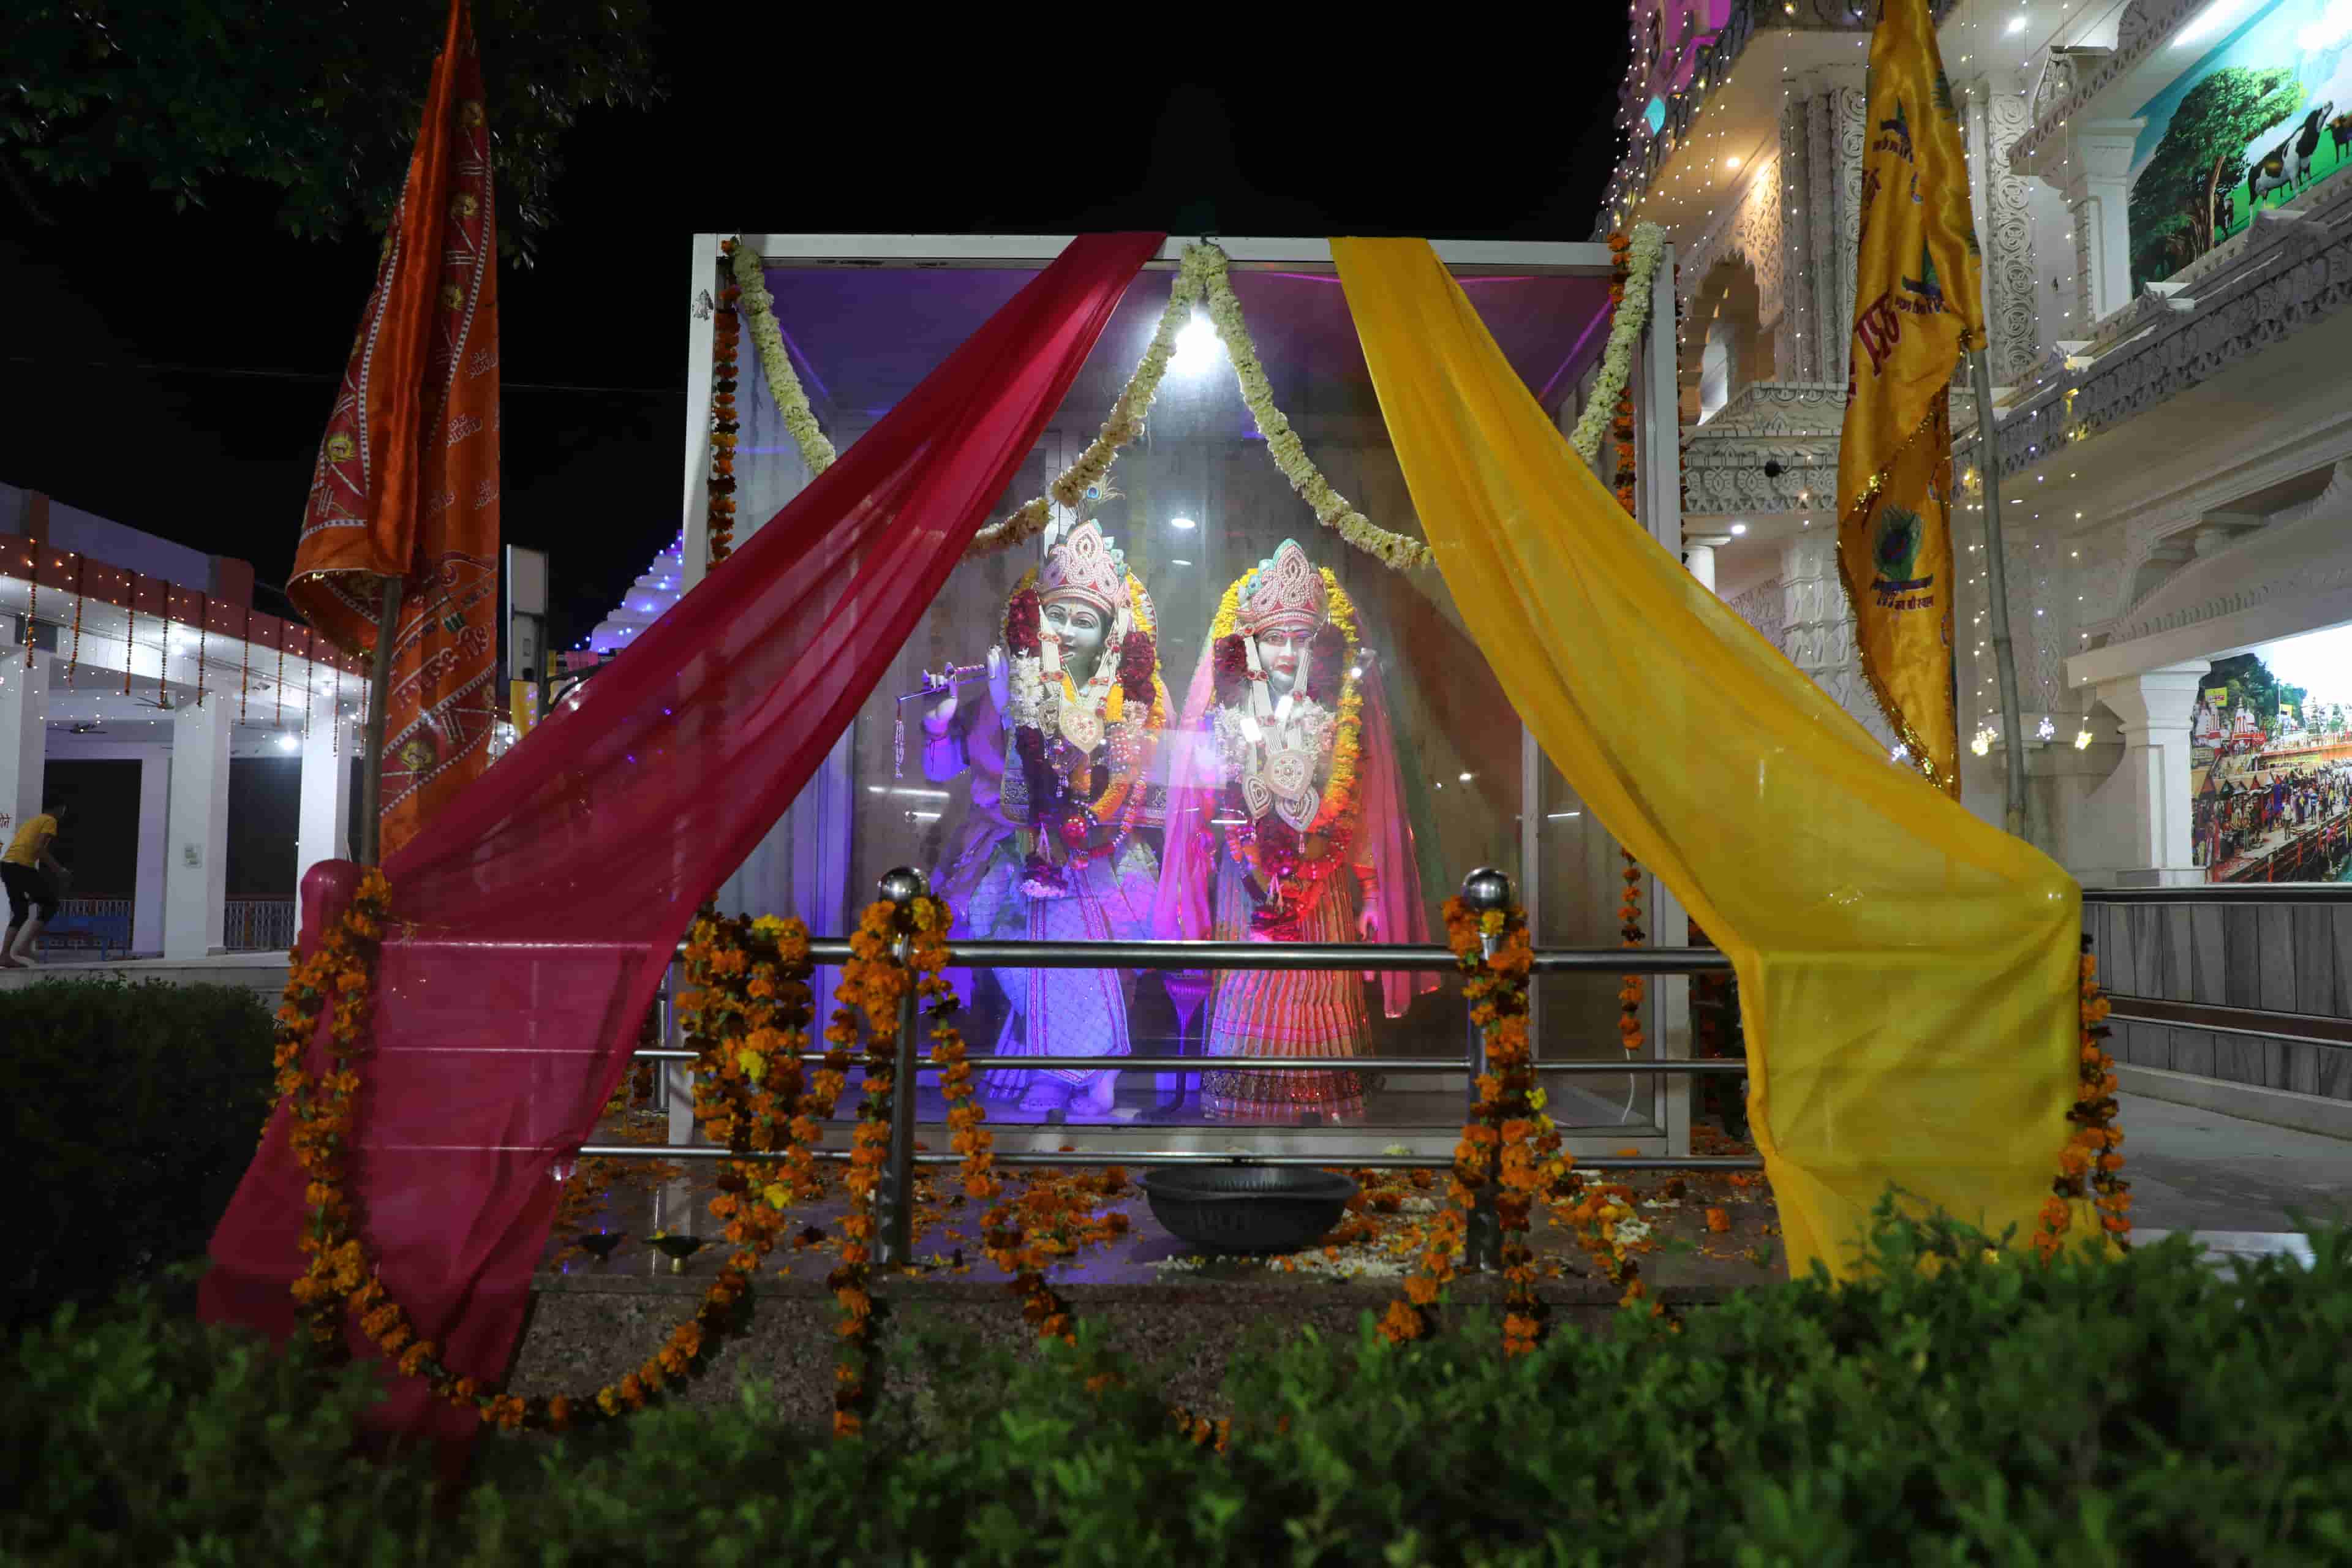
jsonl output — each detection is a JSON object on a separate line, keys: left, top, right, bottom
{"left": 1200, "top": 859, "right": 1369, "bottom": 1123}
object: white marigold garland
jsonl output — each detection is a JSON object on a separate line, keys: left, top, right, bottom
{"left": 1196, "top": 247, "right": 1432, "bottom": 571}
{"left": 731, "top": 242, "right": 838, "bottom": 479}
{"left": 1569, "top": 224, "right": 1668, "bottom": 469}
{"left": 968, "top": 246, "right": 1215, "bottom": 556}
{"left": 729, "top": 238, "right": 1431, "bottom": 571}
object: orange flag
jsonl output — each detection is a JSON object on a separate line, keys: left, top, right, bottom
{"left": 1835, "top": 0, "right": 1983, "bottom": 797}
{"left": 290, "top": 0, "right": 500, "bottom": 858}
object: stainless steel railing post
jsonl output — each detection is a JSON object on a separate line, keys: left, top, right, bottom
{"left": 876, "top": 866, "right": 928, "bottom": 1270}
{"left": 1458, "top": 866, "right": 1510, "bottom": 1273}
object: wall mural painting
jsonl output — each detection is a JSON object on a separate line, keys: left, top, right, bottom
{"left": 2130, "top": 0, "right": 2352, "bottom": 290}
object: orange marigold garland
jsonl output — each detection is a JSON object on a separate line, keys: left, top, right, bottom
{"left": 2034, "top": 937, "right": 2131, "bottom": 1262}
{"left": 273, "top": 885, "right": 826, "bottom": 1433}
{"left": 706, "top": 238, "right": 743, "bottom": 567}
{"left": 831, "top": 896, "right": 913, "bottom": 1438}
{"left": 1618, "top": 851, "right": 1646, "bottom": 1054}
{"left": 1385, "top": 896, "right": 1562, "bottom": 1351}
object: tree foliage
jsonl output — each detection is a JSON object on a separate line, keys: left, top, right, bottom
{"left": 0, "top": 1, "right": 658, "bottom": 265}
{"left": 2130, "top": 65, "right": 2304, "bottom": 287}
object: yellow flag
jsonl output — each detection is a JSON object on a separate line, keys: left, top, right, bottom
{"left": 1836, "top": 0, "right": 1983, "bottom": 796}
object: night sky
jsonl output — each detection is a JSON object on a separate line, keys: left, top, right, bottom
{"left": 1, "top": 36, "right": 1632, "bottom": 648}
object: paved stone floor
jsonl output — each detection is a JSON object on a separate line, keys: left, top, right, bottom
{"left": 2113, "top": 1091, "right": 2352, "bottom": 1266}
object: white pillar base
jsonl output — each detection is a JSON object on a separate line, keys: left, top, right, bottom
{"left": 163, "top": 699, "right": 232, "bottom": 960}
{"left": 133, "top": 745, "right": 169, "bottom": 955}
{"left": 295, "top": 715, "right": 353, "bottom": 936}
{"left": 2093, "top": 660, "right": 2207, "bottom": 881}
{"left": 0, "top": 646, "right": 51, "bottom": 844}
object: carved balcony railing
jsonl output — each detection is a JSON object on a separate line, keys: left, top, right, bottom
{"left": 1598, "top": 0, "right": 1962, "bottom": 233}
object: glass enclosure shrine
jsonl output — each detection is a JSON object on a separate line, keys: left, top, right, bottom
{"left": 672, "top": 236, "right": 1696, "bottom": 1155}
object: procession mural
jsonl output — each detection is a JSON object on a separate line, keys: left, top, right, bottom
{"left": 2190, "top": 631, "right": 2352, "bottom": 882}
{"left": 2129, "top": 0, "right": 2352, "bottom": 291}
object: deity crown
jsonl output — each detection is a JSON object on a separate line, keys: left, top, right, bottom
{"left": 1038, "top": 521, "right": 1128, "bottom": 619}
{"left": 1235, "top": 538, "right": 1327, "bottom": 639}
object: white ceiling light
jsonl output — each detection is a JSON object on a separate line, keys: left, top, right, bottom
{"left": 275, "top": 732, "right": 300, "bottom": 753}
{"left": 2005, "top": 14, "right": 2026, "bottom": 32}
{"left": 1169, "top": 516, "right": 1197, "bottom": 531}
{"left": 1729, "top": 522, "right": 1747, "bottom": 535}
{"left": 1172, "top": 312, "right": 1220, "bottom": 376}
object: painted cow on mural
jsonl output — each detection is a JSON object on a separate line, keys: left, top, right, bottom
{"left": 2249, "top": 102, "right": 2336, "bottom": 210}
{"left": 2332, "top": 111, "right": 2352, "bottom": 162}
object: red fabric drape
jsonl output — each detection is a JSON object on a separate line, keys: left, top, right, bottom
{"left": 202, "top": 233, "right": 1165, "bottom": 1446}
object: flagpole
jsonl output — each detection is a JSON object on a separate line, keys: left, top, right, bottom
{"left": 357, "top": 577, "right": 404, "bottom": 866}
{"left": 1968, "top": 348, "right": 2030, "bottom": 841}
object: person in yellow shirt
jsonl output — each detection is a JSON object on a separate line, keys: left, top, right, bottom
{"left": 1, "top": 802, "right": 69, "bottom": 968}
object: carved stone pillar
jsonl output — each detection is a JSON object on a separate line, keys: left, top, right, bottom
{"left": 1776, "top": 97, "right": 1815, "bottom": 380}
{"left": 1797, "top": 72, "right": 1869, "bottom": 390}
{"left": 1964, "top": 73, "right": 2040, "bottom": 383}
{"left": 1779, "top": 532, "right": 1892, "bottom": 748}
{"left": 2064, "top": 119, "right": 2144, "bottom": 326}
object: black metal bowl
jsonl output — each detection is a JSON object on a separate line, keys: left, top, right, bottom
{"left": 1138, "top": 1165, "right": 1358, "bottom": 1255}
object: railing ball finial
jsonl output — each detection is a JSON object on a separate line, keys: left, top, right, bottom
{"left": 877, "top": 865, "right": 930, "bottom": 907}
{"left": 1460, "top": 865, "right": 1513, "bottom": 913}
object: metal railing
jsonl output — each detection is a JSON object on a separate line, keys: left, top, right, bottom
{"left": 2081, "top": 885, "right": 2352, "bottom": 903}
{"left": 589, "top": 865, "right": 1757, "bottom": 1275}
{"left": 224, "top": 898, "right": 297, "bottom": 952}
{"left": 49, "top": 897, "right": 132, "bottom": 955}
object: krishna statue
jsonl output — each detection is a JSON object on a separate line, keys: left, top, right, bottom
{"left": 1152, "top": 539, "right": 1433, "bottom": 1123}
{"left": 921, "top": 521, "right": 1170, "bottom": 1116}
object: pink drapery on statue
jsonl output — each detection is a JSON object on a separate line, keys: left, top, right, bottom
{"left": 1150, "top": 635, "right": 1433, "bottom": 1021}
{"left": 200, "top": 233, "right": 1165, "bottom": 1448}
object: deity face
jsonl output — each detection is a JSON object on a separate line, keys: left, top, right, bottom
{"left": 1041, "top": 597, "right": 1107, "bottom": 684}
{"left": 1257, "top": 629, "right": 1309, "bottom": 699}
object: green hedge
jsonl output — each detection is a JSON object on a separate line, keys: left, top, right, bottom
{"left": 4, "top": 977, "right": 277, "bottom": 1329}
{"left": 9, "top": 1205, "right": 2352, "bottom": 1564}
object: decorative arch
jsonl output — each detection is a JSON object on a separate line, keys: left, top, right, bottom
{"left": 1681, "top": 254, "right": 1776, "bottom": 421}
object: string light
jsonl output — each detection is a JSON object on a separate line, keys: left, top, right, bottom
{"left": 65, "top": 556, "right": 83, "bottom": 688}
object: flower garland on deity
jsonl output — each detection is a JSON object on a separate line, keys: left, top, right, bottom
{"left": 924, "top": 521, "right": 1173, "bottom": 1115}
{"left": 269, "top": 884, "right": 840, "bottom": 1433}
{"left": 1569, "top": 224, "right": 1667, "bottom": 490}
{"left": 1618, "top": 851, "right": 1646, "bottom": 1055}
{"left": 2034, "top": 937, "right": 2131, "bottom": 1261}
{"left": 1202, "top": 557, "right": 1367, "bottom": 932}
{"left": 1152, "top": 540, "right": 1436, "bottom": 1126}
{"left": 997, "top": 534, "right": 1169, "bottom": 897}
{"left": 706, "top": 241, "right": 744, "bottom": 567}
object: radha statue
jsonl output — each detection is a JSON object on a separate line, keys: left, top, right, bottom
{"left": 1152, "top": 539, "right": 1434, "bottom": 1123}
{"left": 921, "top": 521, "right": 1170, "bottom": 1116}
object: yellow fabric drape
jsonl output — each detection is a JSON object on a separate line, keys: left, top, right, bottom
{"left": 1332, "top": 238, "right": 2081, "bottom": 1278}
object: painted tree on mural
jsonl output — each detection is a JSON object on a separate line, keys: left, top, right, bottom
{"left": 2206, "top": 652, "right": 2309, "bottom": 737}
{"left": 2130, "top": 66, "right": 2304, "bottom": 290}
